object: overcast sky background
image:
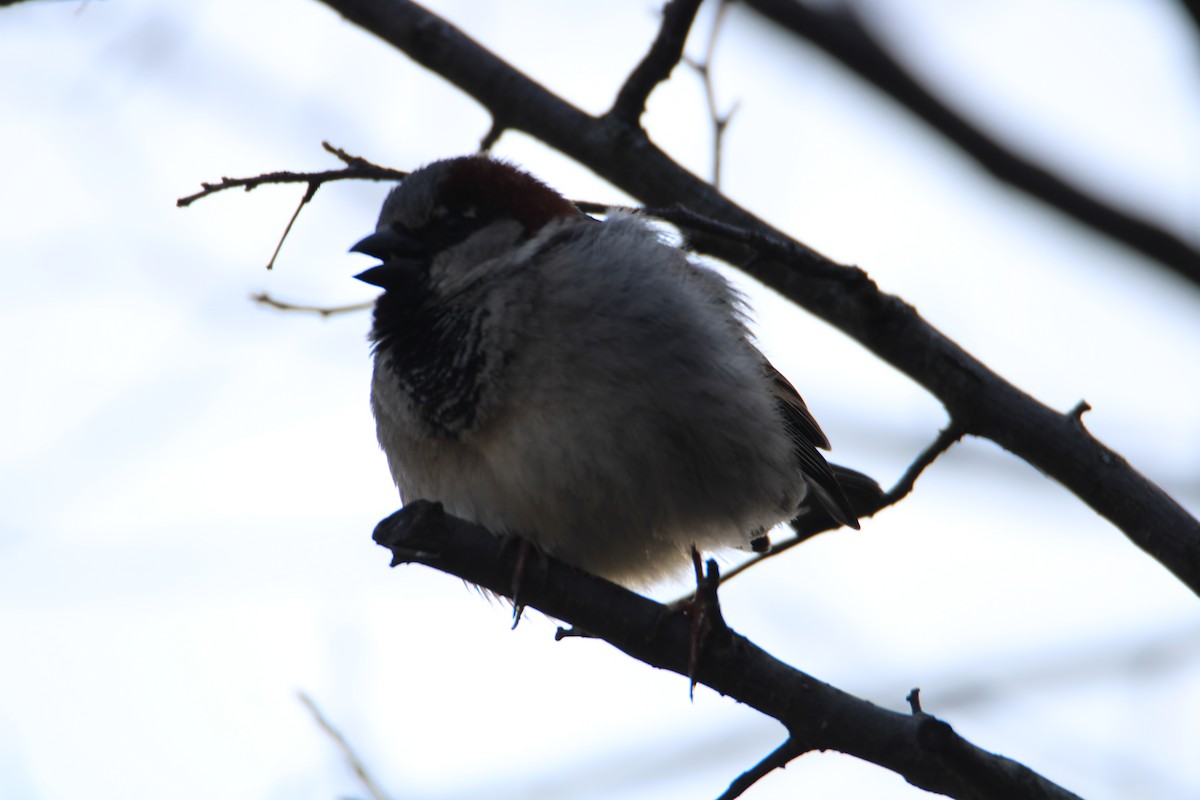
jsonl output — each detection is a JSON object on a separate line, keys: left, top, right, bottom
{"left": 2, "top": 1, "right": 1199, "bottom": 798}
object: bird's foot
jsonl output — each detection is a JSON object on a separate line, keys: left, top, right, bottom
{"left": 663, "top": 547, "right": 730, "bottom": 698}
{"left": 498, "top": 532, "right": 549, "bottom": 628}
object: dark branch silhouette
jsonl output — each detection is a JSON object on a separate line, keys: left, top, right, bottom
{"left": 610, "top": 0, "right": 704, "bottom": 123}
{"left": 739, "top": 0, "right": 1200, "bottom": 290}
{"left": 373, "top": 501, "right": 1084, "bottom": 800}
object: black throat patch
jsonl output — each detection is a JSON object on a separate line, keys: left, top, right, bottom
{"left": 370, "top": 279, "right": 492, "bottom": 437}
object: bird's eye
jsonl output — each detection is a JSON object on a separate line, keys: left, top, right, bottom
{"left": 419, "top": 206, "right": 484, "bottom": 251}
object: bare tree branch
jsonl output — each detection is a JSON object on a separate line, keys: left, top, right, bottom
{"left": 176, "top": 142, "right": 406, "bottom": 207}
{"left": 311, "top": 0, "right": 1200, "bottom": 595}
{"left": 610, "top": 0, "right": 705, "bottom": 123}
{"left": 373, "top": 501, "right": 1086, "bottom": 800}
{"left": 738, "top": 0, "right": 1200, "bottom": 290}
{"left": 177, "top": 142, "right": 406, "bottom": 272}
{"left": 685, "top": 0, "right": 738, "bottom": 187}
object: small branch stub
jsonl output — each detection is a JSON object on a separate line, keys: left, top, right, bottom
{"left": 610, "top": 0, "right": 705, "bottom": 123}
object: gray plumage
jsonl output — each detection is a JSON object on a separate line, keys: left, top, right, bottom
{"left": 355, "top": 156, "right": 859, "bottom": 588}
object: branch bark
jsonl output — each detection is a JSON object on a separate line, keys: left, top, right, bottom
{"left": 374, "top": 501, "right": 1085, "bottom": 800}
{"left": 313, "top": 0, "right": 1200, "bottom": 595}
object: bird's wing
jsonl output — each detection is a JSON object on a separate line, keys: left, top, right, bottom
{"left": 766, "top": 361, "right": 861, "bottom": 529}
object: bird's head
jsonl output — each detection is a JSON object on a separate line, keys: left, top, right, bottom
{"left": 351, "top": 156, "right": 583, "bottom": 292}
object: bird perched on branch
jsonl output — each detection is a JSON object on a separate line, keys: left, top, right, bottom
{"left": 353, "top": 156, "right": 876, "bottom": 589}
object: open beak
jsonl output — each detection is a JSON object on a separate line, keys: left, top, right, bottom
{"left": 351, "top": 229, "right": 423, "bottom": 259}
{"left": 351, "top": 229, "right": 428, "bottom": 290}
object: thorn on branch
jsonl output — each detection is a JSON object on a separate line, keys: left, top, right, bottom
{"left": 906, "top": 687, "right": 924, "bottom": 714}
{"left": 1068, "top": 400, "right": 1091, "bottom": 425}
{"left": 554, "top": 625, "right": 599, "bottom": 641}
{"left": 479, "top": 119, "right": 509, "bottom": 153}
{"left": 609, "top": 0, "right": 705, "bottom": 124}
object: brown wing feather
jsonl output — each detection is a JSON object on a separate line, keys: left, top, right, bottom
{"left": 768, "top": 363, "right": 830, "bottom": 450}
{"left": 766, "top": 361, "right": 860, "bottom": 529}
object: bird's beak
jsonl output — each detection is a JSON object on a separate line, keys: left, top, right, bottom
{"left": 354, "top": 262, "right": 425, "bottom": 289}
{"left": 351, "top": 229, "right": 428, "bottom": 290}
{"left": 351, "top": 229, "right": 423, "bottom": 260}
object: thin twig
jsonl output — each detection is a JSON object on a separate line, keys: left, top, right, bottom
{"left": 883, "top": 422, "right": 965, "bottom": 505}
{"left": 298, "top": 691, "right": 392, "bottom": 800}
{"left": 175, "top": 165, "right": 401, "bottom": 207}
{"left": 685, "top": 0, "right": 738, "bottom": 187}
{"left": 265, "top": 182, "right": 319, "bottom": 270}
{"left": 176, "top": 142, "right": 406, "bottom": 208}
{"left": 716, "top": 736, "right": 808, "bottom": 800}
{"left": 251, "top": 292, "right": 375, "bottom": 317}
{"left": 178, "top": 142, "right": 406, "bottom": 273}
{"left": 322, "top": 140, "right": 383, "bottom": 170}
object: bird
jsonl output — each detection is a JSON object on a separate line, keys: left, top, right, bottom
{"left": 352, "top": 155, "right": 875, "bottom": 590}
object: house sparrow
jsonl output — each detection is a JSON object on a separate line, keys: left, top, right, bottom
{"left": 353, "top": 156, "right": 871, "bottom": 589}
